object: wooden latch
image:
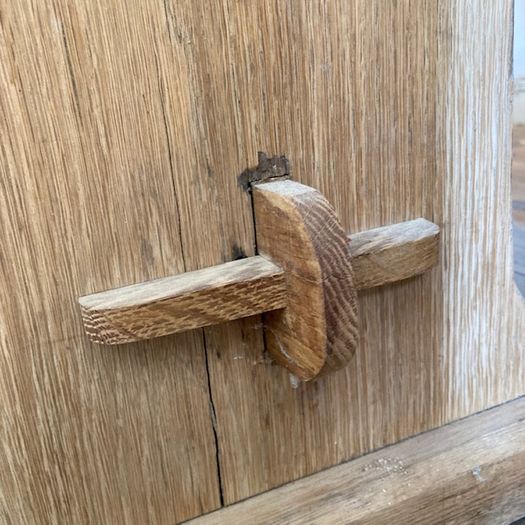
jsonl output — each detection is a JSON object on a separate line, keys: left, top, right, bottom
{"left": 79, "top": 164, "right": 439, "bottom": 381}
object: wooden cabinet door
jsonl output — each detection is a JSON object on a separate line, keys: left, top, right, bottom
{"left": 1, "top": 0, "right": 523, "bottom": 522}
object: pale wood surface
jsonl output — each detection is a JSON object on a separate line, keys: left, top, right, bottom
{"left": 190, "top": 397, "right": 525, "bottom": 525}
{"left": 79, "top": 256, "right": 287, "bottom": 344}
{"left": 349, "top": 218, "right": 440, "bottom": 290}
{"left": 1, "top": 0, "right": 524, "bottom": 522}
{"left": 253, "top": 180, "right": 359, "bottom": 381}
{"left": 196, "top": 0, "right": 525, "bottom": 506}
{"left": 440, "top": 1, "right": 523, "bottom": 418}
{"left": 0, "top": 2, "right": 221, "bottom": 522}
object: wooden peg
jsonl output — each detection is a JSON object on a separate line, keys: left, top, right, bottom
{"left": 79, "top": 180, "right": 440, "bottom": 380}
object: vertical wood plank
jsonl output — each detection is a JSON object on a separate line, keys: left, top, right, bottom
{"left": 438, "top": 0, "right": 525, "bottom": 413}
{"left": 0, "top": 1, "right": 220, "bottom": 521}
{"left": 156, "top": 0, "right": 446, "bottom": 504}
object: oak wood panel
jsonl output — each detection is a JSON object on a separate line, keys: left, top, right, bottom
{"left": 440, "top": 0, "right": 524, "bottom": 415}
{"left": 190, "top": 397, "right": 525, "bottom": 525}
{"left": 1, "top": 0, "right": 524, "bottom": 521}
{"left": 186, "top": 0, "right": 446, "bottom": 505}
{"left": 0, "top": 1, "right": 221, "bottom": 522}
{"left": 79, "top": 256, "right": 287, "bottom": 344}
{"left": 170, "top": 0, "right": 525, "bottom": 507}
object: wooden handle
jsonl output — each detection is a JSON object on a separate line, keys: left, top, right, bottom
{"left": 79, "top": 180, "right": 440, "bottom": 380}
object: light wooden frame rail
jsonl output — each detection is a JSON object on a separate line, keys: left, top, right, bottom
{"left": 187, "top": 397, "right": 525, "bottom": 525}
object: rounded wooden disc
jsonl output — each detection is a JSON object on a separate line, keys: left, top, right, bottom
{"left": 253, "top": 180, "right": 359, "bottom": 381}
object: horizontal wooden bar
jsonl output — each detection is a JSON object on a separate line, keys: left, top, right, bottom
{"left": 188, "top": 396, "right": 525, "bottom": 525}
{"left": 79, "top": 219, "right": 440, "bottom": 345}
{"left": 349, "top": 218, "right": 440, "bottom": 290}
{"left": 79, "top": 256, "right": 287, "bottom": 344}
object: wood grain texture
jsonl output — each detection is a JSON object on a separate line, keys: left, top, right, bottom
{"left": 253, "top": 180, "right": 359, "bottom": 381}
{"left": 0, "top": 1, "right": 221, "bottom": 522}
{"left": 195, "top": 0, "right": 447, "bottom": 505}
{"left": 190, "top": 397, "right": 525, "bottom": 525}
{"left": 349, "top": 218, "right": 440, "bottom": 290}
{"left": 440, "top": 0, "right": 524, "bottom": 417}
{"left": 1, "top": 0, "right": 524, "bottom": 521}
{"left": 187, "top": 0, "right": 525, "bottom": 507}
{"left": 79, "top": 256, "right": 287, "bottom": 344}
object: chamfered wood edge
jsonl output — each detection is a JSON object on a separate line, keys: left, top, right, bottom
{"left": 186, "top": 396, "right": 525, "bottom": 524}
